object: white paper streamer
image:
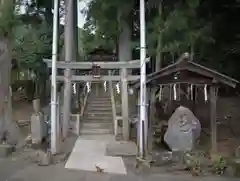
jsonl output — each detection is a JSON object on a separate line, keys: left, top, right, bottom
{"left": 86, "top": 82, "right": 91, "bottom": 93}
{"left": 73, "top": 83, "right": 77, "bottom": 94}
{"left": 104, "top": 81, "right": 107, "bottom": 92}
{"left": 129, "top": 88, "right": 134, "bottom": 95}
{"left": 173, "top": 84, "right": 177, "bottom": 100}
{"left": 204, "top": 84, "right": 208, "bottom": 102}
{"left": 159, "top": 85, "right": 163, "bottom": 101}
{"left": 116, "top": 83, "right": 120, "bottom": 94}
{"left": 190, "top": 84, "right": 193, "bottom": 100}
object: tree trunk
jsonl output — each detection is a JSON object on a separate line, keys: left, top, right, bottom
{"left": 0, "top": 0, "right": 20, "bottom": 145}
{"left": 171, "top": 52, "right": 175, "bottom": 63}
{"left": 0, "top": 38, "right": 19, "bottom": 145}
{"left": 190, "top": 44, "right": 194, "bottom": 61}
{"left": 73, "top": 0, "right": 78, "bottom": 61}
{"left": 155, "top": 2, "right": 163, "bottom": 72}
{"left": 45, "top": 1, "right": 53, "bottom": 25}
{"left": 118, "top": 10, "right": 132, "bottom": 140}
{"left": 62, "top": 0, "right": 74, "bottom": 139}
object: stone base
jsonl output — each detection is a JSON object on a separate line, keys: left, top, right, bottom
{"left": 36, "top": 150, "right": 52, "bottom": 166}
{"left": 0, "top": 144, "right": 14, "bottom": 157}
{"left": 233, "top": 159, "right": 240, "bottom": 177}
{"left": 106, "top": 141, "right": 137, "bottom": 157}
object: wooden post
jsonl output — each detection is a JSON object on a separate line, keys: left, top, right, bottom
{"left": 137, "top": 91, "right": 140, "bottom": 152}
{"left": 56, "top": 93, "right": 61, "bottom": 151}
{"left": 144, "top": 88, "right": 150, "bottom": 156}
{"left": 121, "top": 68, "right": 129, "bottom": 140}
{"left": 210, "top": 86, "right": 218, "bottom": 153}
{"left": 148, "top": 87, "right": 157, "bottom": 155}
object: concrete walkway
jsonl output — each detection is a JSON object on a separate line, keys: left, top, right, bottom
{"left": 65, "top": 135, "right": 127, "bottom": 175}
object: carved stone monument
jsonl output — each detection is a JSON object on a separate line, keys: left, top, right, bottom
{"left": 164, "top": 106, "right": 201, "bottom": 151}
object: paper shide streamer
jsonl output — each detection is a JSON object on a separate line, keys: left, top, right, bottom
{"left": 158, "top": 85, "right": 163, "bottom": 101}
{"left": 104, "top": 81, "right": 107, "bottom": 92}
{"left": 86, "top": 82, "right": 91, "bottom": 93}
{"left": 204, "top": 84, "right": 208, "bottom": 102}
{"left": 116, "top": 82, "right": 120, "bottom": 94}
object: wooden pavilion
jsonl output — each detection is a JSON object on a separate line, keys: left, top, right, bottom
{"left": 131, "top": 53, "right": 239, "bottom": 154}
{"left": 87, "top": 47, "right": 117, "bottom": 62}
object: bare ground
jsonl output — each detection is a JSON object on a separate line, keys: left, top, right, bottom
{"left": 2, "top": 97, "right": 239, "bottom": 181}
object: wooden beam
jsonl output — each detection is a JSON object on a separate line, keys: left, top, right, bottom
{"left": 186, "top": 64, "right": 237, "bottom": 88}
{"left": 43, "top": 57, "right": 150, "bottom": 69}
{"left": 52, "top": 75, "right": 140, "bottom": 81}
{"left": 210, "top": 86, "right": 218, "bottom": 153}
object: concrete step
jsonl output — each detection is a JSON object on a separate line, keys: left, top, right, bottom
{"left": 89, "top": 99, "right": 111, "bottom": 102}
{"left": 91, "top": 97, "right": 111, "bottom": 100}
{"left": 86, "top": 111, "right": 112, "bottom": 116}
{"left": 80, "top": 128, "right": 112, "bottom": 135}
{"left": 83, "top": 119, "right": 112, "bottom": 123}
{"left": 88, "top": 102, "right": 112, "bottom": 107}
{"left": 84, "top": 119, "right": 112, "bottom": 123}
{"left": 89, "top": 101, "right": 111, "bottom": 105}
{"left": 88, "top": 104, "right": 112, "bottom": 107}
{"left": 82, "top": 122, "right": 112, "bottom": 129}
{"left": 89, "top": 103, "right": 112, "bottom": 107}
{"left": 87, "top": 112, "right": 112, "bottom": 116}
{"left": 85, "top": 115, "right": 113, "bottom": 120}
{"left": 87, "top": 107, "right": 112, "bottom": 111}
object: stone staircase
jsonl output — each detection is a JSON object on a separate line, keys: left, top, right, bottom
{"left": 80, "top": 94, "right": 113, "bottom": 135}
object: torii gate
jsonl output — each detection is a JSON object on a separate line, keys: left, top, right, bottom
{"left": 44, "top": 58, "right": 149, "bottom": 81}
{"left": 49, "top": 0, "right": 148, "bottom": 159}
{"left": 44, "top": 57, "right": 150, "bottom": 145}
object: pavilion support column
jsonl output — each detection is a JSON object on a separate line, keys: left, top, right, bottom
{"left": 121, "top": 68, "right": 129, "bottom": 140}
{"left": 210, "top": 86, "right": 219, "bottom": 153}
{"left": 144, "top": 88, "right": 150, "bottom": 156}
{"left": 62, "top": 0, "right": 74, "bottom": 139}
{"left": 148, "top": 87, "right": 157, "bottom": 155}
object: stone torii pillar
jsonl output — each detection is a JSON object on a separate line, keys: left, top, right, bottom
{"left": 62, "top": 0, "right": 76, "bottom": 139}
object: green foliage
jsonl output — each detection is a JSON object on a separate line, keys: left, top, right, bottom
{"left": 184, "top": 152, "right": 203, "bottom": 176}
{"left": 0, "top": 0, "right": 17, "bottom": 38}
{"left": 81, "top": 0, "right": 135, "bottom": 55}
{"left": 147, "top": 0, "right": 214, "bottom": 63}
{"left": 13, "top": 22, "right": 52, "bottom": 98}
{"left": 13, "top": 23, "right": 51, "bottom": 69}
{"left": 211, "top": 156, "right": 228, "bottom": 175}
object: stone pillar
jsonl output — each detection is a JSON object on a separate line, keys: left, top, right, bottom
{"left": 121, "top": 68, "right": 129, "bottom": 141}
{"left": 62, "top": 0, "right": 75, "bottom": 139}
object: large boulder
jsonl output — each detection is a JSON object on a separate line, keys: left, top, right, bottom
{"left": 164, "top": 106, "right": 201, "bottom": 151}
